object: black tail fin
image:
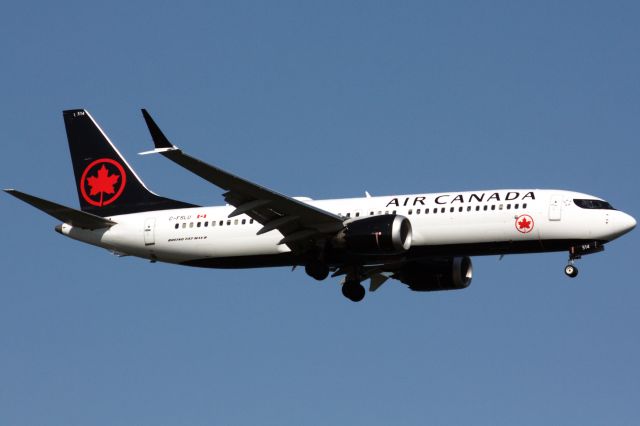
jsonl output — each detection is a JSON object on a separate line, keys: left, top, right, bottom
{"left": 63, "top": 109, "right": 196, "bottom": 216}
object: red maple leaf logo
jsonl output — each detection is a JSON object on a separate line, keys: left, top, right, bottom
{"left": 518, "top": 217, "right": 531, "bottom": 229}
{"left": 516, "top": 215, "right": 534, "bottom": 233}
{"left": 80, "top": 158, "right": 127, "bottom": 207}
{"left": 87, "top": 165, "right": 120, "bottom": 205}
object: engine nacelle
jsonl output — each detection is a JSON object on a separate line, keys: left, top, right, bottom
{"left": 334, "top": 214, "right": 412, "bottom": 255}
{"left": 396, "top": 257, "right": 473, "bottom": 291}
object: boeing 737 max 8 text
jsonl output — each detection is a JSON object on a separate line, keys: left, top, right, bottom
{"left": 5, "top": 110, "right": 636, "bottom": 301}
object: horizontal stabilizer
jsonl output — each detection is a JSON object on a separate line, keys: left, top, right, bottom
{"left": 4, "top": 189, "right": 117, "bottom": 229}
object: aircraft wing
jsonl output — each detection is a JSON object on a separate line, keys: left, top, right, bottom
{"left": 140, "top": 110, "right": 344, "bottom": 251}
{"left": 4, "top": 189, "right": 117, "bottom": 229}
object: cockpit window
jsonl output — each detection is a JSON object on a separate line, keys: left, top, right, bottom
{"left": 573, "top": 199, "right": 615, "bottom": 210}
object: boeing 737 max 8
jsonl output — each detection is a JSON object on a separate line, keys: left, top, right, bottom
{"left": 5, "top": 110, "right": 636, "bottom": 301}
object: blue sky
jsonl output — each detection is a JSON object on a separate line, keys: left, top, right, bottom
{"left": 1, "top": 1, "right": 639, "bottom": 425}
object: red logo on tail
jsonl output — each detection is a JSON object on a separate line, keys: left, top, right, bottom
{"left": 80, "top": 158, "right": 127, "bottom": 207}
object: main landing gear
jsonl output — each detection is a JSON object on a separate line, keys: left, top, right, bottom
{"left": 342, "top": 279, "right": 365, "bottom": 302}
{"left": 304, "top": 259, "right": 329, "bottom": 281}
{"left": 303, "top": 258, "right": 366, "bottom": 302}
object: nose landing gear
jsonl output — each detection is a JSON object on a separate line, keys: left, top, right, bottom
{"left": 565, "top": 246, "right": 581, "bottom": 278}
{"left": 564, "top": 263, "right": 578, "bottom": 278}
{"left": 564, "top": 241, "right": 605, "bottom": 278}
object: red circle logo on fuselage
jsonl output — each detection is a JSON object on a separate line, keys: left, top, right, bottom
{"left": 80, "top": 158, "right": 127, "bottom": 207}
{"left": 515, "top": 214, "right": 534, "bottom": 233}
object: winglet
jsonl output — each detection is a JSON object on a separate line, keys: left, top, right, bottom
{"left": 141, "top": 109, "right": 176, "bottom": 149}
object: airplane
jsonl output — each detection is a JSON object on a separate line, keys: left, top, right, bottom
{"left": 5, "top": 109, "right": 636, "bottom": 302}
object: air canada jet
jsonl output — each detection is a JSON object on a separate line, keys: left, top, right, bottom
{"left": 5, "top": 110, "right": 636, "bottom": 301}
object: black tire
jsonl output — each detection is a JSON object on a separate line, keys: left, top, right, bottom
{"left": 342, "top": 281, "right": 365, "bottom": 302}
{"left": 305, "top": 261, "right": 329, "bottom": 281}
{"left": 565, "top": 265, "right": 579, "bottom": 278}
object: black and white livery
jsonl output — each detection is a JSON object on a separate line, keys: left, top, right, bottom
{"left": 5, "top": 110, "right": 636, "bottom": 301}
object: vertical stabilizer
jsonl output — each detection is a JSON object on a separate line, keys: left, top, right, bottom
{"left": 63, "top": 109, "right": 195, "bottom": 216}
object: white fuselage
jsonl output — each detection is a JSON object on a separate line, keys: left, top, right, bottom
{"left": 59, "top": 189, "right": 636, "bottom": 267}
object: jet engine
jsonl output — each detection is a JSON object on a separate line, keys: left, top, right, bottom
{"left": 395, "top": 257, "right": 473, "bottom": 291}
{"left": 333, "top": 214, "right": 412, "bottom": 255}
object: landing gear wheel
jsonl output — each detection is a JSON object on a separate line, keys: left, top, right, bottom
{"left": 305, "top": 261, "right": 329, "bottom": 281}
{"left": 564, "top": 264, "right": 578, "bottom": 278}
{"left": 342, "top": 281, "right": 365, "bottom": 302}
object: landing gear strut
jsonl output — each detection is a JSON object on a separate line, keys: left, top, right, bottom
{"left": 565, "top": 246, "right": 581, "bottom": 278}
{"left": 342, "top": 280, "right": 365, "bottom": 302}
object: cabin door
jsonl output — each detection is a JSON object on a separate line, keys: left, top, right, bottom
{"left": 144, "top": 218, "right": 156, "bottom": 246}
{"left": 548, "top": 195, "right": 562, "bottom": 221}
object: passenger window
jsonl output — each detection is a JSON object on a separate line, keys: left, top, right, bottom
{"left": 425, "top": 208, "right": 429, "bottom": 214}
{"left": 499, "top": 204, "right": 503, "bottom": 210}
{"left": 385, "top": 210, "right": 389, "bottom": 214}
{"left": 483, "top": 206, "right": 488, "bottom": 211}
{"left": 416, "top": 209, "right": 421, "bottom": 214}
{"left": 174, "top": 223, "right": 179, "bottom": 229}
{"left": 346, "top": 213, "right": 351, "bottom": 218}
{"left": 355, "top": 212, "right": 360, "bottom": 217}
{"left": 197, "top": 222, "right": 201, "bottom": 227}
{"left": 227, "top": 220, "right": 231, "bottom": 226}
{"left": 370, "top": 211, "right": 374, "bottom": 216}
{"left": 491, "top": 205, "right": 496, "bottom": 211}
{"left": 515, "top": 203, "right": 519, "bottom": 209}
{"left": 204, "top": 221, "right": 209, "bottom": 227}
{"left": 182, "top": 223, "right": 186, "bottom": 228}
{"left": 250, "top": 219, "right": 254, "bottom": 224}
{"left": 441, "top": 208, "right": 445, "bottom": 213}
{"left": 408, "top": 209, "right": 413, "bottom": 215}
{"left": 393, "top": 210, "right": 397, "bottom": 214}
{"left": 458, "top": 207, "right": 463, "bottom": 212}
{"left": 242, "top": 219, "right": 246, "bottom": 224}
{"left": 211, "top": 221, "right": 216, "bottom": 227}
{"left": 433, "top": 208, "right": 437, "bottom": 214}
{"left": 467, "top": 206, "right": 471, "bottom": 212}
{"left": 506, "top": 204, "right": 511, "bottom": 210}
{"left": 219, "top": 220, "right": 224, "bottom": 226}
{"left": 234, "top": 219, "right": 239, "bottom": 225}
{"left": 523, "top": 203, "right": 528, "bottom": 209}
{"left": 476, "top": 206, "right": 480, "bottom": 211}
{"left": 450, "top": 207, "right": 454, "bottom": 213}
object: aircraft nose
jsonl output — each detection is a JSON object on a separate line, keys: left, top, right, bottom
{"left": 615, "top": 211, "right": 636, "bottom": 237}
{"left": 621, "top": 212, "right": 637, "bottom": 233}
